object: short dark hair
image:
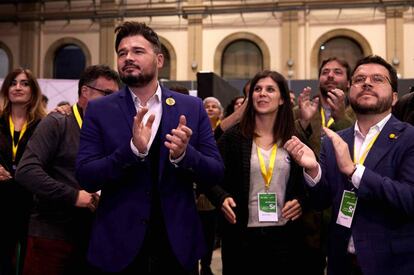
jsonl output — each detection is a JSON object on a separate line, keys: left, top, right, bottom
{"left": 78, "top": 65, "right": 121, "bottom": 97}
{"left": 318, "top": 57, "right": 351, "bottom": 81}
{"left": 352, "top": 55, "right": 398, "bottom": 93}
{"left": 240, "top": 70, "right": 295, "bottom": 144}
{"left": 114, "top": 21, "right": 161, "bottom": 54}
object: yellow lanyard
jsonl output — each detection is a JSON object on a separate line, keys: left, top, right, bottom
{"left": 9, "top": 116, "right": 27, "bottom": 161}
{"left": 215, "top": 119, "right": 221, "bottom": 129}
{"left": 73, "top": 104, "right": 83, "bottom": 129}
{"left": 257, "top": 143, "right": 278, "bottom": 191}
{"left": 353, "top": 132, "right": 380, "bottom": 165}
{"left": 321, "top": 108, "right": 334, "bottom": 128}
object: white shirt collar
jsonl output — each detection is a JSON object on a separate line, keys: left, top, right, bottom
{"left": 354, "top": 113, "right": 392, "bottom": 138}
{"left": 128, "top": 82, "right": 161, "bottom": 108}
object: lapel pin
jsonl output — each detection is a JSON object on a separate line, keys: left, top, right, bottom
{"left": 389, "top": 133, "right": 397, "bottom": 139}
{"left": 166, "top": 97, "right": 175, "bottom": 106}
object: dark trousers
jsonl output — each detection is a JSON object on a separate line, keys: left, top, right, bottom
{"left": 0, "top": 226, "right": 28, "bottom": 275}
{"left": 23, "top": 236, "right": 91, "bottom": 275}
{"left": 222, "top": 224, "right": 304, "bottom": 275}
{"left": 90, "top": 227, "right": 198, "bottom": 275}
{"left": 199, "top": 209, "right": 217, "bottom": 269}
{"left": 0, "top": 240, "right": 15, "bottom": 275}
{"left": 91, "top": 188, "right": 197, "bottom": 275}
{"left": 346, "top": 253, "right": 363, "bottom": 275}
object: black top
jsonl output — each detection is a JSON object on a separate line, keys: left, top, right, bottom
{"left": 0, "top": 114, "right": 40, "bottom": 238}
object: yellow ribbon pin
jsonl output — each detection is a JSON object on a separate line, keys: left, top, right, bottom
{"left": 166, "top": 97, "right": 175, "bottom": 106}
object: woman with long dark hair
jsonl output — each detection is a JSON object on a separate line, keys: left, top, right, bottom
{"left": 0, "top": 68, "right": 46, "bottom": 275}
{"left": 209, "top": 70, "right": 306, "bottom": 275}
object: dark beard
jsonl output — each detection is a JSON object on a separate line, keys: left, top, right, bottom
{"left": 350, "top": 95, "right": 393, "bottom": 115}
{"left": 121, "top": 73, "right": 155, "bottom": 88}
{"left": 120, "top": 58, "right": 158, "bottom": 88}
{"left": 320, "top": 86, "right": 329, "bottom": 97}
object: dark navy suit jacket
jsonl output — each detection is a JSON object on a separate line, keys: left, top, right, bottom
{"left": 76, "top": 86, "right": 224, "bottom": 272}
{"left": 309, "top": 115, "right": 414, "bottom": 275}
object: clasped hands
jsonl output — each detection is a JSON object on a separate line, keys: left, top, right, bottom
{"left": 76, "top": 190, "right": 100, "bottom": 212}
{"left": 132, "top": 107, "right": 192, "bottom": 160}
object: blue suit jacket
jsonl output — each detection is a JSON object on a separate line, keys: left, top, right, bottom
{"left": 310, "top": 115, "right": 414, "bottom": 275}
{"left": 76, "top": 86, "right": 224, "bottom": 272}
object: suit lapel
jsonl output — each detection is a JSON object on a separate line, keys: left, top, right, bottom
{"left": 362, "top": 116, "right": 405, "bottom": 169}
{"left": 158, "top": 87, "right": 178, "bottom": 178}
{"left": 341, "top": 126, "right": 356, "bottom": 161}
{"left": 116, "top": 87, "right": 136, "bottom": 131}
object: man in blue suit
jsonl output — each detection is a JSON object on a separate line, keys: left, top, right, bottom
{"left": 285, "top": 55, "right": 414, "bottom": 275}
{"left": 76, "top": 21, "right": 224, "bottom": 274}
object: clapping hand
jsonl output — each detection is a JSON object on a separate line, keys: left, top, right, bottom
{"left": 298, "top": 87, "right": 319, "bottom": 130}
{"left": 284, "top": 136, "right": 319, "bottom": 178}
{"left": 323, "top": 127, "right": 355, "bottom": 177}
{"left": 326, "top": 88, "right": 346, "bottom": 121}
{"left": 132, "top": 107, "right": 155, "bottom": 153}
{"left": 164, "top": 115, "right": 193, "bottom": 160}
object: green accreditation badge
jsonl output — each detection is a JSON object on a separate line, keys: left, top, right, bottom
{"left": 336, "top": 190, "right": 358, "bottom": 228}
{"left": 258, "top": 192, "right": 278, "bottom": 222}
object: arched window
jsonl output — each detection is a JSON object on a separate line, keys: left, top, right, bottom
{"left": 53, "top": 44, "right": 86, "bottom": 79}
{"left": 159, "top": 44, "right": 171, "bottom": 80}
{"left": 0, "top": 46, "right": 10, "bottom": 78}
{"left": 318, "top": 36, "right": 364, "bottom": 72}
{"left": 221, "top": 39, "right": 263, "bottom": 79}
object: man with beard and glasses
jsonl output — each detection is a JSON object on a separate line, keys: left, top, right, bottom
{"left": 295, "top": 57, "right": 356, "bottom": 157}
{"left": 75, "top": 22, "right": 224, "bottom": 274}
{"left": 284, "top": 55, "right": 414, "bottom": 275}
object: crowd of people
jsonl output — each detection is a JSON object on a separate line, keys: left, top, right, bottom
{"left": 0, "top": 21, "right": 413, "bottom": 275}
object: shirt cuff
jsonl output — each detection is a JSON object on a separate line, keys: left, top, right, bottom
{"left": 130, "top": 139, "right": 148, "bottom": 159}
{"left": 304, "top": 164, "right": 322, "bottom": 187}
{"left": 169, "top": 151, "right": 186, "bottom": 167}
{"left": 351, "top": 164, "right": 364, "bottom": 189}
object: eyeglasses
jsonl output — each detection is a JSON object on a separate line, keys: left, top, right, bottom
{"left": 351, "top": 74, "right": 391, "bottom": 86}
{"left": 85, "top": 85, "right": 114, "bottom": 96}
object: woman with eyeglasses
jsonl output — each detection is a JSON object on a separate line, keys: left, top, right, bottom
{"left": 207, "top": 70, "right": 307, "bottom": 275}
{"left": 0, "top": 68, "right": 46, "bottom": 275}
